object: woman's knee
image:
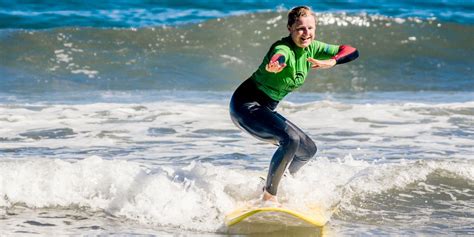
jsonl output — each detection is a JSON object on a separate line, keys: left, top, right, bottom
{"left": 299, "top": 136, "right": 317, "bottom": 160}
{"left": 281, "top": 129, "right": 301, "bottom": 151}
{"left": 307, "top": 139, "right": 317, "bottom": 158}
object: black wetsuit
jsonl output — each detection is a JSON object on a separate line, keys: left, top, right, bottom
{"left": 229, "top": 79, "right": 317, "bottom": 195}
{"left": 229, "top": 40, "right": 358, "bottom": 196}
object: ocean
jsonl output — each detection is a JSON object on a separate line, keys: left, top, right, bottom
{"left": 0, "top": 1, "right": 473, "bottom": 236}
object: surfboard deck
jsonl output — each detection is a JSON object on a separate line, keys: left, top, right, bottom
{"left": 225, "top": 203, "right": 329, "bottom": 227}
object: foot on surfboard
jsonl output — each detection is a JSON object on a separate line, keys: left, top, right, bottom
{"left": 260, "top": 190, "right": 281, "bottom": 207}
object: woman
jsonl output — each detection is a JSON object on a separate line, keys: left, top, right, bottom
{"left": 229, "top": 6, "right": 359, "bottom": 203}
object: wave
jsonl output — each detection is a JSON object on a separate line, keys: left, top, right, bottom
{"left": 1, "top": 1, "right": 473, "bottom": 29}
{"left": 0, "top": 156, "right": 472, "bottom": 231}
{"left": 1, "top": 12, "right": 472, "bottom": 94}
{"left": 1, "top": 93, "right": 472, "bottom": 233}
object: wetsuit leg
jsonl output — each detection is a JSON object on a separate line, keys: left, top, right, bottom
{"left": 229, "top": 80, "right": 317, "bottom": 195}
{"left": 231, "top": 103, "right": 298, "bottom": 195}
{"left": 281, "top": 117, "right": 317, "bottom": 174}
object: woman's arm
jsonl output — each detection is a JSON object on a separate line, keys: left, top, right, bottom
{"left": 332, "top": 45, "right": 359, "bottom": 64}
{"left": 308, "top": 44, "right": 359, "bottom": 69}
{"left": 265, "top": 54, "right": 287, "bottom": 73}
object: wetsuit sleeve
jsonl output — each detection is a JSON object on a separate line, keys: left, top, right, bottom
{"left": 311, "top": 41, "right": 359, "bottom": 64}
{"left": 332, "top": 45, "right": 359, "bottom": 64}
{"left": 269, "top": 45, "right": 291, "bottom": 64}
{"left": 311, "top": 41, "right": 340, "bottom": 60}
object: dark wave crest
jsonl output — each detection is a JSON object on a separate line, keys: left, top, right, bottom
{"left": 1, "top": 12, "right": 473, "bottom": 93}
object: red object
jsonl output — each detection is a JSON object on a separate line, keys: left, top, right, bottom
{"left": 270, "top": 54, "right": 285, "bottom": 64}
{"left": 332, "top": 45, "right": 358, "bottom": 64}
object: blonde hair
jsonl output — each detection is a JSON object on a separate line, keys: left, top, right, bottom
{"left": 287, "top": 6, "right": 316, "bottom": 27}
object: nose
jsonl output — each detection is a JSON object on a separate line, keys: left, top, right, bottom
{"left": 302, "top": 27, "right": 309, "bottom": 35}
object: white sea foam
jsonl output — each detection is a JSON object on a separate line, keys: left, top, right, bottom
{"left": 0, "top": 154, "right": 472, "bottom": 231}
{"left": 0, "top": 156, "right": 258, "bottom": 231}
{"left": 0, "top": 92, "right": 473, "bottom": 232}
{"left": 0, "top": 94, "right": 472, "bottom": 160}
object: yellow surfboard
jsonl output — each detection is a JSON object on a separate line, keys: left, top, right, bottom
{"left": 225, "top": 203, "right": 329, "bottom": 227}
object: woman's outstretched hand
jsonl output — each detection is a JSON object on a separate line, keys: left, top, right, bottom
{"left": 265, "top": 54, "right": 286, "bottom": 73}
{"left": 307, "top": 58, "right": 336, "bottom": 69}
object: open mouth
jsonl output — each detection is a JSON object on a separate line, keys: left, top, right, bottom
{"left": 301, "top": 36, "right": 312, "bottom": 43}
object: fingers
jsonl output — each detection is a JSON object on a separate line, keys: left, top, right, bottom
{"left": 308, "top": 58, "right": 321, "bottom": 69}
{"left": 266, "top": 54, "right": 286, "bottom": 73}
{"left": 307, "top": 58, "right": 336, "bottom": 70}
{"left": 307, "top": 57, "right": 320, "bottom": 69}
{"left": 307, "top": 57, "right": 318, "bottom": 64}
{"left": 265, "top": 57, "right": 335, "bottom": 73}
{"left": 265, "top": 61, "right": 286, "bottom": 73}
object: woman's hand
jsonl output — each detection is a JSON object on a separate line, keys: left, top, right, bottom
{"left": 265, "top": 54, "right": 286, "bottom": 73}
{"left": 307, "top": 58, "right": 336, "bottom": 69}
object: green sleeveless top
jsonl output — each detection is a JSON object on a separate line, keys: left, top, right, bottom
{"left": 251, "top": 36, "right": 339, "bottom": 101}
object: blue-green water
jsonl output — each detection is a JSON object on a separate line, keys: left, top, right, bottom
{"left": 1, "top": 0, "right": 473, "bottom": 29}
{"left": 1, "top": 1, "right": 473, "bottom": 94}
{"left": 0, "top": 1, "right": 473, "bottom": 236}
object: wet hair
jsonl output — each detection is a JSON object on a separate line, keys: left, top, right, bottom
{"left": 287, "top": 6, "right": 316, "bottom": 27}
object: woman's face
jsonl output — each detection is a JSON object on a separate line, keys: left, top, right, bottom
{"left": 288, "top": 15, "right": 316, "bottom": 48}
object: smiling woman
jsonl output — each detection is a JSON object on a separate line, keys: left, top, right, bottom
{"left": 1, "top": 1, "right": 474, "bottom": 235}
{"left": 229, "top": 6, "right": 359, "bottom": 203}
{"left": 287, "top": 6, "right": 316, "bottom": 48}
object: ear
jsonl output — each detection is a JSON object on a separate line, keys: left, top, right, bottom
{"left": 287, "top": 25, "right": 291, "bottom": 32}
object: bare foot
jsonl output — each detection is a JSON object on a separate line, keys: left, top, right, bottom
{"left": 262, "top": 190, "right": 278, "bottom": 203}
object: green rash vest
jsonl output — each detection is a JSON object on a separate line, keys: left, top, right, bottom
{"left": 251, "top": 36, "right": 340, "bottom": 101}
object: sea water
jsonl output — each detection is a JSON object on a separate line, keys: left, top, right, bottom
{"left": 1, "top": 1, "right": 473, "bottom": 236}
